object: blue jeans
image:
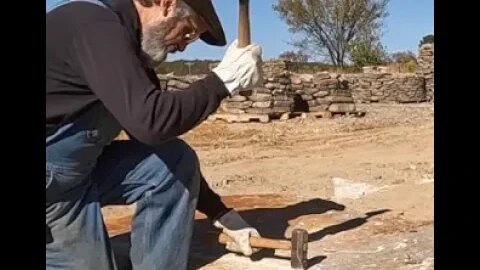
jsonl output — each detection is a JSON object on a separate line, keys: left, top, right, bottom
{"left": 46, "top": 104, "right": 201, "bottom": 270}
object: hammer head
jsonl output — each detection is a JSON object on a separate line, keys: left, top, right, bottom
{"left": 291, "top": 229, "right": 308, "bottom": 269}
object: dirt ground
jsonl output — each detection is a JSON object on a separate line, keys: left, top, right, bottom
{"left": 103, "top": 103, "right": 434, "bottom": 270}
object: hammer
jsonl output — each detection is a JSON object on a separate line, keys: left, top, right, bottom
{"left": 218, "top": 229, "right": 309, "bottom": 269}
{"left": 238, "top": 0, "right": 251, "bottom": 48}
{"left": 236, "top": 0, "right": 258, "bottom": 97}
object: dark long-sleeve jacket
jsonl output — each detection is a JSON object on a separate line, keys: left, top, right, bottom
{"left": 46, "top": 0, "right": 230, "bottom": 220}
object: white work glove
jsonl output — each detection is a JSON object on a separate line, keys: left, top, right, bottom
{"left": 213, "top": 39, "right": 264, "bottom": 95}
{"left": 213, "top": 209, "right": 261, "bottom": 256}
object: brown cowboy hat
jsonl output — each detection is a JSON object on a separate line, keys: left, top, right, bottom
{"left": 184, "top": 0, "right": 226, "bottom": 46}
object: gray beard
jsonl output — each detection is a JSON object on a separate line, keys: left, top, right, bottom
{"left": 141, "top": 17, "right": 178, "bottom": 66}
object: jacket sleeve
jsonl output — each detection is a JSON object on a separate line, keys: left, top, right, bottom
{"left": 71, "top": 21, "right": 229, "bottom": 146}
{"left": 197, "top": 173, "right": 231, "bottom": 221}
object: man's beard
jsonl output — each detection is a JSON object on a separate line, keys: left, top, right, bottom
{"left": 141, "top": 17, "right": 178, "bottom": 67}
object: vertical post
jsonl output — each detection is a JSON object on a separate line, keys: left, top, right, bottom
{"left": 238, "top": 0, "right": 251, "bottom": 48}
{"left": 185, "top": 62, "right": 193, "bottom": 75}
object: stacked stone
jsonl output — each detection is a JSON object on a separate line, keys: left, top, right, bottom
{"left": 220, "top": 93, "right": 255, "bottom": 114}
{"left": 221, "top": 61, "right": 295, "bottom": 115}
{"left": 244, "top": 88, "right": 273, "bottom": 114}
{"left": 258, "top": 61, "right": 293, "bottom": 115}
{"left": 160, "top": 75, "right": 206, "bottom": 91}
{"left": 417, "top": 43, "right": 434, "bottom": 102}
{"left": 157, "top": 58, "right": 433, "bottom": 114}
{"left": 340, "top": 74, "right": 368, "bottom": 102}
{"left": 326, "top": 74, "right": 356, "bottom": 113}
{"left": 371, "top": 73, "right": 397, "bottom": 102}
{"left": 291, "top": 72, "right": 356, "bottom": 113}
{"left": 157, "top": 74, "right": 205, "bottom": 91}
{"left": 394, "top": 74, "right": 426, "bottom": 103}
{"left": 341, "top": 72, "right": 426, "bottom": 103}
{"left": 342, "top": 73, "right": 391, "bottom": 102}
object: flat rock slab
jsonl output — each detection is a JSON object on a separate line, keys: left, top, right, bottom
{"left": 103, "top": 193, "right": 430, "bottom": 270}
{"left": 332, "top": 177, "right": 382, "bottom": 201}
{"left": 103, "top": 194, "right": 355, "bottom": 269}
{"left": 190, "top": 195, "right": 358, "bottom": 270}
{"left": 192, "top": 253, "right": 293, "bottom": 270}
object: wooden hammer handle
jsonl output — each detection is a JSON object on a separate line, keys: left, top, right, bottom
{"left": 218, "top": 233, "right": 292, "bottom": 250}
{"left": 238, "top": 0, "right": 251, "bottom": 48}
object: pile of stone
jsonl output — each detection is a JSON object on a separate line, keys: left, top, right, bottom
{"left": 416, "top": 43, "right": 434, "bottom": 102}
{"left": 155, "top": 57, "right": 435, "bottom": 122}
{"left": 157, "top": 74, "right": 206, "bottom": 91}
{"left": 392, "top": 74, "right": 427, "bottom": 103}
{"left": 220, "top": 93, "right": 258, "bottom": 114}
{"left": 290, "top": 72, "right": 356, "bottom": 113}
{"left": 341, "top": 72, "right": 426, "bottom": 103}
{"left": 342, "top": 73, "right": 389, "bottom": 102}
{"left": 221, "top": 61, "right": 294, "bottom": 116}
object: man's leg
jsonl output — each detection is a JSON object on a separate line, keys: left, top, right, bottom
{"left": 46, "top": 166, "right": 117, "bottom": 270}
{"left": 46, "top": 105, "right": 126, "bottom": 270}
{"left": 92, "top": 138, "right": 201, "bottom": 270}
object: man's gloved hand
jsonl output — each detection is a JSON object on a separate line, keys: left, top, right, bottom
{"left": 212, "top": 39, "right": 263, "bottom": 95}
{"left": 213, "top": 209, "right": 261, "bottom": 256}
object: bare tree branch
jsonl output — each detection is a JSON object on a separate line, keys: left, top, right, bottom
{"left": 274, "top": 0, "right": 389, "bottom": 67}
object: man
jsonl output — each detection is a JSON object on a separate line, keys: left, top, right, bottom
{"left": 46, "top": 0, "right": 263, "bottom": 269}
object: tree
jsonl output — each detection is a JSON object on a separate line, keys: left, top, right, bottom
{"left": 349, "top": 39, "right": 389, "bottom": 67}
{"left": 390, "top": 51, "right": 416, "bottom": 64}
{"left": 390, "top": 50, "right": 417, "bottom": 72}
{"left": 273, "top": 0, "right": 390, "bottom": 67}
{"left": 279, "top": 50, "right": 310, "bottom": 62}
{"left": 419, "top": 34, "right": 434, "bottom": 47}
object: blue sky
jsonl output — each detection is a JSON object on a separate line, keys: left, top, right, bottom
{"left": 172, "top": 0, "right": 434, "bottom": 61}
{"left": 47, "top": 0, "right": 434, "bottom": 61}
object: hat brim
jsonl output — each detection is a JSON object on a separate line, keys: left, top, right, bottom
{"left": 184, "top": 0, "right": 226, "bottom": 46}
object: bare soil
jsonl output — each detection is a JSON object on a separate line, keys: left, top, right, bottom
{"left": 103, "top": 103, "right": 434, "bottom": 270}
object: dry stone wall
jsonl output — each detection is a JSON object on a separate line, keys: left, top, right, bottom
{"left": 290, "top": 72, "right": 356, "bottom": 113}
{"left": 159, "top": 74, "right": 207, "bottom": 91}
{"left": 341, "top": 73, "right": 426, "bottom": 103}
{"left": 221, "top": 61, "right": 294, "bottom": 116}
{"left": 158, "top": 57, "right": 433, "bottom": 115}
{"left": 416, "top": 43, "right": 434, "bottom": 102}
{"left": 159, "top": 61, "right": 357, "bottom": 115}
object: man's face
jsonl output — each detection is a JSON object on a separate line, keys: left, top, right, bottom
{"left": 140, "top": 3, "right": 208, "bottom": 65}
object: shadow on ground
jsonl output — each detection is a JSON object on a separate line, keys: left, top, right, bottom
{"left": 110, "top": 198, "right": 389, "bottom": 269}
